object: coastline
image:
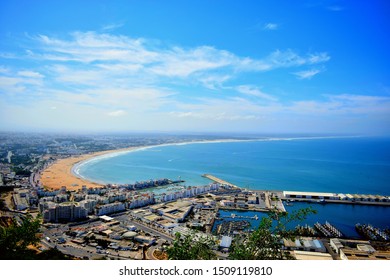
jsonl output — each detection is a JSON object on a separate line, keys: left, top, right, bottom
{"left": 39, "top": 135, "right": 358, "bottom": 191}
{"left": 39, "top": 138, "right": 258, "bottom": 191}
{"left": 40, "top": 146, "right": 145, "bottom": 191}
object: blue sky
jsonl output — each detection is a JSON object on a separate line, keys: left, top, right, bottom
{"left": 0, "top": 0, "right": 389, "bottom": 135}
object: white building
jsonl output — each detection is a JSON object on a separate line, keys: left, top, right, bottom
{"left": 95, "top": 202, "right": 125, "bottom": 216}
{"left": 79, "top": 199, "right": 98, "bottom": 214}
{"left": 42, "top": 202, "right": 88, "bottom": 223}
{"left": 220, "top": 200, "right": 235, "bottom": 207}
{"left": 12, "top": 189, "right": 30, "bottom": 211}
{"left": 127, "top": 194, "right": 155, "bottom": 209}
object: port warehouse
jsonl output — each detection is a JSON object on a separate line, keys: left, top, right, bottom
{"left": 282, "top": 191, "right": 390, "bottom": 203}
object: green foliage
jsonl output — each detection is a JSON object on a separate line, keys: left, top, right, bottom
{"left": 229, "top": 207, "right": 316, "bottom": 260}
{"left": 0, "top": 214, "right": 42, "bottom": 259}
{"left": 167, "top": 232, "right": 217, "bottom": 260}
{"left": 36, "top": 248, "right": 73, "bottom": 260}
{"left": 12, "top": 166, "right": 32, "bottom": 176}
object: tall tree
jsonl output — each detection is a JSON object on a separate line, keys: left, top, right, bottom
{"left": 167, "top": 231, "right": 217, "bottom": 260}
{"left": 0, "top": 214, "right": 41, "bottom": 259}
{"left": 229, "top": 208, "right": 316, "bottom": 260}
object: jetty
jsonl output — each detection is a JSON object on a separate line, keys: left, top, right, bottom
{"left": 355, "top": 224, "right": 390, "bottom": 241}
{"left": 202, "top": 174, "right": 240, "bottom": 189}
{"left": 219, "top": 213, "right": 259, "bottom": 220}
{"left": 314, "top": 221, "right": 344, "bottom": 238}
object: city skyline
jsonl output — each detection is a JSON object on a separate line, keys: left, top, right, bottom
{"left": 0, "top": 0, "right": 389, "bottom": 135}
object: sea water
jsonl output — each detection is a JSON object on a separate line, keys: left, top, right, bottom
{"left": 76, "top": 137, "right": 390, "bottom": 234}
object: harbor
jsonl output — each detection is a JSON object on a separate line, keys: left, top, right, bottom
{"left": 202, "top": 174, "right": 390, "bottom": 239}
{"left": 355, "top": 224, "right": 390, "bottom": 241}
{"left": 314, "top": 221, "right": 344, "bottom": 238}
{"left": 203, "top": 174, "right": 390, "bottom": 207}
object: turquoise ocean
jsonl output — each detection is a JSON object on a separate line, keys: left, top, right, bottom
{"left": 75, "top": 137, "right": 390, "bottom": 237}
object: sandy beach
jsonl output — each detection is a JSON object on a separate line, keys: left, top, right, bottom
{"left": 39, "top": 138, "right": 253, "bottom": 191}
{"left": 40, "top": 146, "right": 143, "bottom": 191}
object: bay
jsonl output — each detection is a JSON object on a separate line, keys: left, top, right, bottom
{"left": 76, "top": 137, "right": 390, "bottom": 195}
{"left": 76, "top": 136, "right": 390, "bottom": 234}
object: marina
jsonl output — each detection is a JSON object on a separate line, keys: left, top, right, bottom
{"left": 214, "top": 220, "right": 251, "bottom": 236}
{"left": 355, "top": 224, "right": 390, "bottom": 241}
{"left": 314, "top": 221, "right": 344, "bottom": 238}
{"left": 204, "top": 174, "right": 390, "bottom": 207}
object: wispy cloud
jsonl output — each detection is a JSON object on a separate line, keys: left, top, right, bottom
{"left": 264, "top": 23, "right": 279, "bottom": 30}
{"left": 28, "top": 32, "right": 329, "bottom": 76}
{"left": 287, "top": 94, "right": 390, "bottom": 115}
{"left": 101, "top": 22, "right": 125, "bottom": 31}
{"left": 107, "top": 110, "right": 127, "bottom": 117}
{"left": 0, "top": 69, "right": 44, "bottom": 93}
{"left": 9, "top": 31, "right": 380, "bottom": 133}
{"left": 0, "top": 66, "right": 10, "bottom": 73}
{"left": 17, "top": 70, "right": 44, "bottom": 78}
{"left": 327, "top": 6, "right": 344, "bottom": 12}
{"left": 236, "top": 85, "right": 278, "bottom": 101}
{"left": 242, "top": 50, "right": 330, "bottom": 71}
{"left": 293, "top": 68, "right": 322, "bottom": 79}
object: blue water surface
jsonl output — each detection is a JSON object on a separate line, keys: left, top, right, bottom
{"left": 77, "top": 137, "right": 390, "bottom": 232}
{"left": 77, "top": 137, "right": 390, "bottom": 195}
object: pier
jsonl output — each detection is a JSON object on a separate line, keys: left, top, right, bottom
{"left": 202, "top": 174, "right": 240, "bottom": 189}
{"left": 313, "top": 221, "right": 344, "bottom": 238}
{"left": 219, "top": 213, "right": 259, "bottom": 220}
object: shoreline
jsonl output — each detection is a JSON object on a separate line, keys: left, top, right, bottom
{"left": 40, "top": 135, "right": 358, "bottom": 191}
{"left": 40, "top": 146, "right": 145, "bottom": 191}
{"left": 40, "top": 137, "right": 253, "bottom": 191}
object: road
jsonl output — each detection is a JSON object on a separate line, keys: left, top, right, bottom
{"left": 40, "top": 212, "right": 174, "bottom": 260}
{"left": 115, "top": 214, "right": 174, "bottom": 242}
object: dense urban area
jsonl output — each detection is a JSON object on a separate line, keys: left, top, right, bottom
{"left": 1, "top": 132, "right": 389, "bottom": 260}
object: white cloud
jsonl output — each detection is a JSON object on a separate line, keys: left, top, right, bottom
{"left": 36, "top": 32, "right": 158, "bottom": 64}
{"left": 7, "top": 32, "right": 371, "bottom": 133}
{"left": 294, "top": 69, "right": 321, "bottom": 79}
{"left": 169, "top": 110, "right": 260, "bottom": 121}
{"left": 101, "top": 22, "right": 125, "bottom": 31}
{"left": 149, "top": 46, "right": 235, "bottom": 77}
{"left": 0, "top": 66, "right": 10, "bottom": 73}
{"left": 236, "top": 85, "right": 278, "bottom": 101}
{"left": 287, "top": 94, "right": 390, "bottom": 115}
{"left": 239, "top": 50, "right": 330, "bottom": 72}
{"left": 327, "top": 6, "right": 344, "bottom": 12}
{"left": 30, "top": 32, "right": 330, "bottom": 79}
{"left": 198, "top": 75, "right": 232, "bottom": 90}
{"left": 308, "top": 53, "right": 330, "bottom": 64}
{"left": 264, "top": 23, "right": 278, "bottom": 30}
{"left": 17, "top": 70, "right": 44, "bottom": 78}
{"left": 0, "top": 69, "right": 44, "bottom": 93}
{"left": 107, "top": 110, "right": 127, "bottom": 117}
